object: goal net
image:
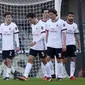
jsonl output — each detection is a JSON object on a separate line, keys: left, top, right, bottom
{"left": 0, "top": 0, "right": 64, "bottom": 78}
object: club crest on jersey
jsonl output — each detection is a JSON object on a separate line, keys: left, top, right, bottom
{"left": 9, "top": 28, "right": 11, "bottom": 30}
{"left": 41, "top": 26, "right": 44, "bottom": 30}
{"left": 15, "top": 27, "right": 18, "bottom": 30}
{"left": 56, "top": 24, "right": 58, "bottom": 27}
{"left": 63, "top": 24, "right": 65, "bottom": 27}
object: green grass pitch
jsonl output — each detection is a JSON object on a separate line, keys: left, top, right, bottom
{"left": 0, "top": 78, "right": 85, "bottom": 85}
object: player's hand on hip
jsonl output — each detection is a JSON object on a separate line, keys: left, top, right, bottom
{"left": 30, "top": 42, "right": 36, "bottom": 47}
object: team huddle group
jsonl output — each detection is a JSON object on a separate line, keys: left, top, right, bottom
{"left": 0, "top": 8, "right": 81, "bottom": 81}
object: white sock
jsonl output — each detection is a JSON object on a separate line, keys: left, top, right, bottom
{"left": 49, "top": 61, "right": 54, "bottom": 75}
{"left": 23, "top": 63, "right": 32, "bottom": 78}
{"left": 55, "top": 59, "right": 58, "bottom": 78}
{"left": 11, "top": 66, "right": 15, "bottom": 73}
{"left": 45, "top": 62, "right": 51, "bottom": 78}
{"left": 57, "top": 62, "right": 63, "bottom": 78}
{"left": 70, "top": 61, "right": 75, "bottom": 77}
{"left": 63, "top": 64, "right": 69, "bottom": 78}
{"left": 41, "top": 62, "right": 47, "bottom": 77}
{"left": 6, "top": 67, "right": 11, "bottom": 78}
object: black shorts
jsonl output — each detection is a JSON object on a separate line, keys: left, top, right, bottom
{"left": 63, "top": 45, "right": 76, "bottom": 57}
{"left": 2, "top": 50, "right": 15, "bottom": 59}
{"left": 47, "top": 47, "right": 62, "bottom": 59}
{"left": 29, "top": 49, "right": 47, "bottom": 59}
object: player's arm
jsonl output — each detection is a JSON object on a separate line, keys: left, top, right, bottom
{"left": 14, "top": 25, "right": 20, "bottom": 51}
{"left": 75, "top": 33, "right": 81, "bottom": 51}
{"left": 62, "top": 23, "right": 67, "bottom": 52}
{"left": 75, "top": 33, "right": 80, "bottom": 47}
{"left": 74, "top": 25, "right": 81, "bottom": 51}
{"left": 46, "top": 30, "right": 48, "bottom": 43}
{"left": 45, "top": 22, "right": 49, "bottom": 43}
{"left": 62, "top": 30, "right": 67, "bottom": 52}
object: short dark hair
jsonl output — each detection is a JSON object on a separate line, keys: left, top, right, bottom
{"left": 26, "top": 13, "right": 36, "bottom": 18}
{"left": 41, "top": 8, "right": 49, "bottom": 13}
{"left": 3, "top": 12, "right": 12, "bottom": 17}
{"left": 67, "top": 12, "right": 74, "bottom": 16}
{"left": 49, "top": 9, "right": 57, "bottom": 16}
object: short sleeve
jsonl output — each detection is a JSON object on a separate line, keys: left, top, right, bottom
{"left": 74, "top": 24, "right": 79, "bottom": 34}
{"left": 61, "top": 20, "right": 67, "bottom": 32}
{"left": 14, "top": 23, "right": 19, "bottom": 34}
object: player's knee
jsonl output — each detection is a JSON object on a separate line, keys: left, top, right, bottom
{"left": 71, "top": 57, "right": 76, "bottom": 61}
{"left": 4, "top": 60, "right": 7, "bottom": 66}
{"left": 63, "top": 58, "right": 67, "bottom": 64}
{"left": 5, "top": 60, "right": 12, "bottom": 68}
{"left": 46, "top": 56, "right": 51, "bottom": 62}
{"left": 28, "top": 55, "right": 34, "bottom": 63}
{"left": 41, "top": 58, "right": 47, "bottom": 64}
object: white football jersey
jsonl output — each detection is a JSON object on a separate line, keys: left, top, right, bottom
{"left": 31, "top": 20, "right": 47, "bottom": 50}
{"left": 0, "top": 22, "right": 19, "bottom": 50}
{"left": 65, "top": 21, "right": 79, "bottom": 45}
{"left": 46, "top": 19, "right": 66, "bottom": 48}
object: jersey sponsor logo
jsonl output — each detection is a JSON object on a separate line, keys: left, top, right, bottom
{"left": 67, "top": 30, "right": 74, "bottom": 34}
{"left": 3, "top": 31, "right": 11, "bottom": 36}
{"left": 33, "top": 34, "right": 39, "bottom": 36}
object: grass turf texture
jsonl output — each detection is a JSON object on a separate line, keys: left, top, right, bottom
{"left": 0, "top": 78, "right": 85, "bottom": 85}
